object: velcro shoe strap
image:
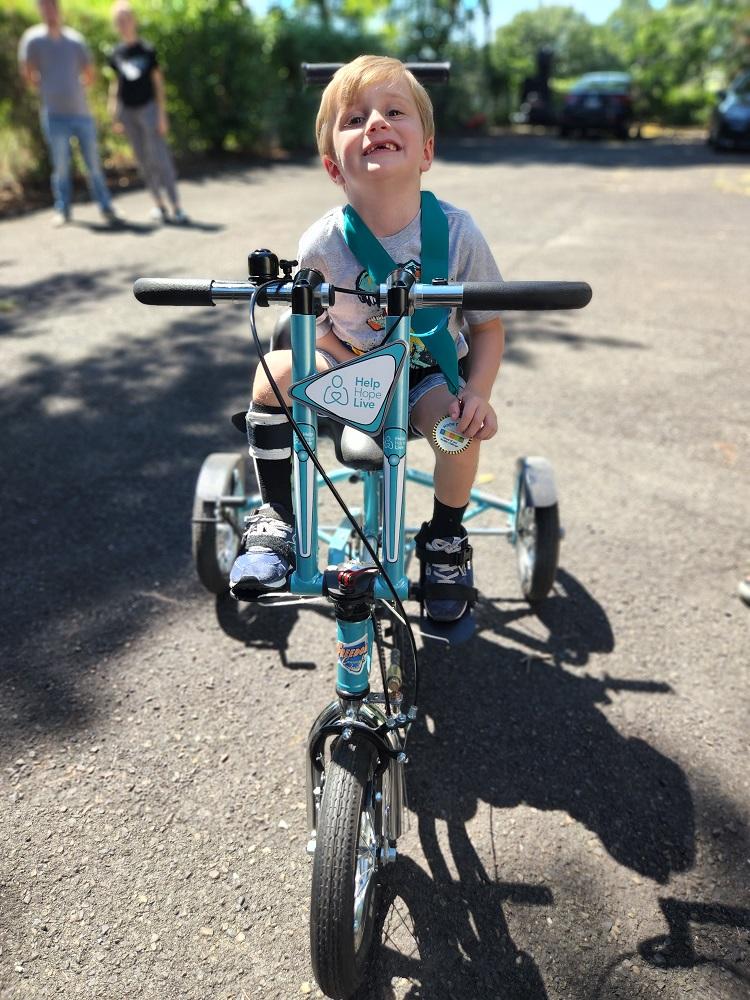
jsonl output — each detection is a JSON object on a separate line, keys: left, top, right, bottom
{"left": 422, "top": 582, "right": 478, "bottom": 603}
{"left": 247, "top": 409, "right": 292, "bottom": 460}
{"left": 415, "top": 542, "right": 473, "bottom": 567}
{"left": 242, "top": 530, "right": 295, "bottom": 565}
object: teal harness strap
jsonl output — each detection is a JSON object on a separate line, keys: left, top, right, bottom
{"left": 342, "top": 191, "right": 460, "bottom": 395}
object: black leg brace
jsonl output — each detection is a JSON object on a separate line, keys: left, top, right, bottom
{"left": 246, "top": 403, "right": 293, "bottom": 514}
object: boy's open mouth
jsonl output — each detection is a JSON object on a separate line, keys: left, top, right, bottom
{"left": 363, "top": 141, "right": 401, "bottom": 156}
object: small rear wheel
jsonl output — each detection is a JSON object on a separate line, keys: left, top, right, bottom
{"left": 191, "top": 453, "right": 247, "bottom": 594}
{"left": 310, "top": 739, "right": 382, "bottom": 1000}
{"left": 514, "top": 474, "right": 560, "bottom": 603}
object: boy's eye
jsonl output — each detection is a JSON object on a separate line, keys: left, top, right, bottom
{"left": 342, "top": 108, "right": 404, "bottom": 127}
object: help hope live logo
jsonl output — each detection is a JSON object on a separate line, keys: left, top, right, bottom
{"left": 289, "top": 342, "right": 408, "bottom": 436}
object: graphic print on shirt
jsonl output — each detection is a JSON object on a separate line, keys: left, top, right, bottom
{"left": 354, "top": 260, "right": 437, "bottom": 370}
{"left": 115, "top": 54, "right": 150, "bottom": 81}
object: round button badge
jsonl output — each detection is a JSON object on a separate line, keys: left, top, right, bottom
{"left": 432, "top": 415, "right": 471, "bottom": 454}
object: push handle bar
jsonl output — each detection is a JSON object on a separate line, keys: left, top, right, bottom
{"left": 302, "top": 62, "right": 451, "bottom": 86}
{"left": 133, "top": 277, "right": 592, "bottom": 312}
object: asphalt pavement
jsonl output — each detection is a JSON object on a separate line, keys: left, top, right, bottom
{"left": 1, "top": 133, "right": 749, "bottom": 1000}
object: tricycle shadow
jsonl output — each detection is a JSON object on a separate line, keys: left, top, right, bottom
{"left": 356, "top": 567, "right": 694, "bottom": 998}
{"left": 214, "top": 591, "right": 333, "bottom": 670}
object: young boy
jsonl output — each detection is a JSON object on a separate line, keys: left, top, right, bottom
{"left": 230, "top": 55, "right": 505, "bottom": 622}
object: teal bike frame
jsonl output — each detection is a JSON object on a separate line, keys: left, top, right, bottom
{"left": 271, "top": 280, "right": 517, "bottom": 700}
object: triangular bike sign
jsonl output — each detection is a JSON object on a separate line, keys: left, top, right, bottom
{"left": 289, "top": 341, "right": 408, "bottom": 437}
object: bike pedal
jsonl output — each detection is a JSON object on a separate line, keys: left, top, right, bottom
{"left": 419, "top": 610, "right": 476, "bottom": 646}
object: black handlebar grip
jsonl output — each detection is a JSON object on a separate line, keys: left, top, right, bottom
{"left": 133, "top": 277, "right": 215, "bottom": 306}
{"left": 461, "top": 281, "right": 592, "bottom": 311}
{"left": 302, "top": 62, "right": 450, "bottom": 86}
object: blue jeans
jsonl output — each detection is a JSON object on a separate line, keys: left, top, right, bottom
{"left": 41, "top": 112, "right": 112, "bottom": 216}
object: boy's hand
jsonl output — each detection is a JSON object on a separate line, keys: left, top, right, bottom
{"left": 448, "top": 387, "right": 498, "bottom": 441}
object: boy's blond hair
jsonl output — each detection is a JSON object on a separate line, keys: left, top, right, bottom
{"left": 316, "top": 55, "right": 435, "bottom": 161}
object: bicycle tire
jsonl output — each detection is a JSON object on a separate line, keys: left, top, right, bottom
{"left": 191, "top": 453, "right": 246, "bottom": 594}
{"left": 515, "top": 483, "right": 560, "bottom": 603}
{"left": 310, "top": 739, "right": 381, "bottom": 1000}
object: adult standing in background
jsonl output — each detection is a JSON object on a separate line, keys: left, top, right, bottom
{"left": 108, "top": 1, "right": 188, "bottom": 225}
{"left": 18, "top": 0, "right": 119, "bottom": 227}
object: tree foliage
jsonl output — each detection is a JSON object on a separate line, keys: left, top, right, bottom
{"left": 1, "top": 0, "right": 749, "bottom": 194}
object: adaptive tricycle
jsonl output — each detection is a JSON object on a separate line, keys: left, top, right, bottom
{"left": 134, "top": 246, "right": 590, "bottom": 997}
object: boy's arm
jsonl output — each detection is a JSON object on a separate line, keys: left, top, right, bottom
{"left": 449, "top": 316, "right": 505, "bottom": 440}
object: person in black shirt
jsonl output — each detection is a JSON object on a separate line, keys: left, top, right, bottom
{"left": 108, "top": 0, "right": 187, "bottom": 223}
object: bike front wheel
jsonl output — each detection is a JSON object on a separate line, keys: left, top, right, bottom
{"left": 310, "top": 738, "right": 381, "bottom": 999}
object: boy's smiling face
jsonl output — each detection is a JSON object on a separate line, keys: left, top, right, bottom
{"left": 323, "top": 79, "right": 434, "bottom": 198}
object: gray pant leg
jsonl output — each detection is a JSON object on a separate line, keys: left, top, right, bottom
{"left": 119, "top": 102, "right": 161, "bottom": 202}
{"left": 138, "top": 101, "right": 179, "bottom": 208}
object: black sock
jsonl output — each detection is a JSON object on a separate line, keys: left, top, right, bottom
{"left": 428, "top": 497, "right": 467, "bottom": 539}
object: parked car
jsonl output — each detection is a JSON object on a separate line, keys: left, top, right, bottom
{"left": 559, "top": 71, "right": 635, "bottom": 139}
{"left": 708, "top": 71, "right": 750, "bottom": 151}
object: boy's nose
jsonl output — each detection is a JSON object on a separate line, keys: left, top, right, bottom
{"left": 366, "top": 110, "right": 389, "bottom": 132}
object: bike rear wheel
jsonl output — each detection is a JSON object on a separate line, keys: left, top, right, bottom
{"left": 515, "top": 480, "right": 560, "bottom": 602}
{"left": 310, "top": 738, "right": 381, "bottom": 1000}
{"left": 191, "top": 452, "right": 246, "bottom": 594}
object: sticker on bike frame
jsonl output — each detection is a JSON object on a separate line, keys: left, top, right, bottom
{"left": 432, "top": 415, "right": 471, "bottom": 454}
{"left": 337, "top": 633, "right": 369, "bottom": 676}
{"left": 289, "top": 341, "right": 408, "bottom": 437}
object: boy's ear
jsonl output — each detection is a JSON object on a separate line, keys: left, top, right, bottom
{"left": 323, "top": 155, "right": 345, "bottom": 187}
{"left": 420, "top": 135, "right": 435, "bottom": 174}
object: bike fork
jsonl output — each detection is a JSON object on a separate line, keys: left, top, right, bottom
{"left": 304, "top": 699, "right": 407, "bottom": 860}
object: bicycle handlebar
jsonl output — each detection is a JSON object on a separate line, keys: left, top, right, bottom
{"left": 302, "top": 62, "right": 451, "bottom": 86}
{"left": 133, "top": 277, "right": 592, "bottom": 311}
{"left": 133, "top": 277, "right": 216, "bottom": 307}
{"left": 459, "top": 280, "right": 592, "bottom": 310}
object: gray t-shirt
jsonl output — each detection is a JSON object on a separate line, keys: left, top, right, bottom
{"left": 297, "top": 198, "right": 503, "bottom": 368}
{"left": 18, "top": 26, "right": 91, "bottom": 116}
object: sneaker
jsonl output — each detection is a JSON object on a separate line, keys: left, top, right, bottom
{"left": 229, "top": 503, "right": 295, "bottom": 598}
{"left": 102, "top": 206, "right": 123, "bottom": 226}
{"left": 52, "top": 210, "right": 70, "bottom": 228}
{"left": 171, "top": 208, "right": 189, "bottom": 225}
{"left": 416, "top": 525, "right": 475, "bottom": 623}
{"left": 149, "top": 205, "right": 168, "bottom": 223}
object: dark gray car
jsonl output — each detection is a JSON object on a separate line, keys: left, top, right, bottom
{"left": 559, "top": 71, "right": 634, "bottom": 139}
{"left": 708, "top": 71, "right": 750, "bottom": 151}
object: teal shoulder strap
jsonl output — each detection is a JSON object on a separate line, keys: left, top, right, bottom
{"left": 341, "top": 192, "right": 460, "bottom": 395}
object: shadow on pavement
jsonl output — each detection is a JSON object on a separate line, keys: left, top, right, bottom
{"left": 358, "top": 569, "right": 697, "bottom": 997}
{"left": 0, "top": 268, "right": 124, "bottom": 337}
{"left": 592, "top": 897, "right": 750, "bottom": 997}
{"left": 71, "top": 218, "right": 156, "bottom": 236}
{"left": 502, "top": 313, "right": 647, "bottom": 369}
{"left": 0, "top": 290, "right": 257, "bottom": 754}
{"left": 214, "top": 592, "right": 332, "bottom": 670}
{"left": 361, "top": 854, "right": 552, "bottom": 999}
